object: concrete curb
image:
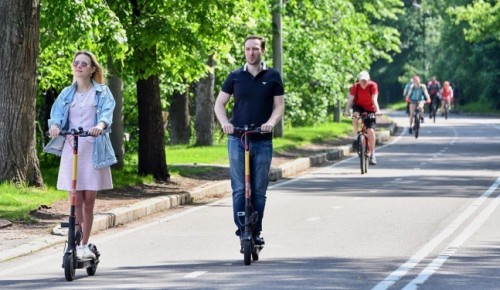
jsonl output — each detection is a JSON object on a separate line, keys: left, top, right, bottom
{"left": 0, "top": 123, "right": 396, "bottom": 263}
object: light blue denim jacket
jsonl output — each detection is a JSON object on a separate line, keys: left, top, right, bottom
{"left": 45, "top": 80, "right": 117, "bottom": 169}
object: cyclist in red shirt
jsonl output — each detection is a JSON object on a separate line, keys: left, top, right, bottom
{"left": 343, "top": 71, "right": 381, "bottom": 165}
{"left": 440, "top": 81, "right": 453, "bottom": 115}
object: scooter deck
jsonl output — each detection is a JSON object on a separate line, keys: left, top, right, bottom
{"left": 253, "top": 244, "right": 264, "bottom": 252}
{"left": 76, "top": 258, "right": 99, "bottom": 269}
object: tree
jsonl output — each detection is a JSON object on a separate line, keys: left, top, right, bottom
{"left": 194, "top": 56, "right": 216, "bottom": 146}
{"left": 0, "top": 0, "right": 43, "bottom": 186}
{"left": 449, "top": 0, "right": 500, "bottom": 42}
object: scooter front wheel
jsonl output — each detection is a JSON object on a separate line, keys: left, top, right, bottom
{"left": 63, "top": 252, "right": 76, "bottom": 281}
{"left": 243, "top": 240, "right": 252, "bottom": 265}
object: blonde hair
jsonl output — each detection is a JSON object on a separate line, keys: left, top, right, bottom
{"left": 73, "top": 50, "right": 106, "bottom": 84}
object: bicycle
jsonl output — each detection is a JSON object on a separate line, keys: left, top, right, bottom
{"left": 353, "top": 113, "right": 376, "bottom": 174}
{"left": 49, "top": 127, "right": 100, "bottom": 281}
{"left": 443, "top": 101, "right": 449, "bottom": 120}
{"left": 233, "top": 125, "right": 270, "bottom": 265}
{"left": 412, "top": 105, "right": 421, "bottom": 139}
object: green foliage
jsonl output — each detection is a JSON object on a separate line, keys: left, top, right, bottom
{"left": 460, "top": 99, "right": 500, "bottom": 114}
{"left": 165, "top": 120, "right": 352, "bottom": 164}
{"left": 281, "top": 0, "right": 402, "bottom": 126}
{"left": 448, "top": 0, "right": 500, "bottom": 42}
{"left": 39, "top": 0, "right": 128, "bottom": 90}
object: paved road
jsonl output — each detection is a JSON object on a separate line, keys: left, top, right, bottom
{"left": 1, "top": 111, "right": 499, "bottom": 289}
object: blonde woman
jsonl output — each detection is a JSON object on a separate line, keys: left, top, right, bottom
{"left": 45, "top": 51, "right": 116, "bottom": 259}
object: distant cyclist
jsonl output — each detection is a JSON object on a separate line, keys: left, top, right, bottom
{"left": 427, "top": 76, "right": 441, "bottom": 119}
{"left": 343, "top": 70, "right": 381, "bottom": 165}
{"left": 406, "top": 75, "right": 431, "bottom": 134}
{"left": 440, "top": 81, "right": 453, "bottom": 115}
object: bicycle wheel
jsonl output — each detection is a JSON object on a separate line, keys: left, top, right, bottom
{"left": 359, "top": 136, "right": 366, "bottom": 174}
{"left": 432, "top": 102, "right": 437, "bottom": 123}
{"left": 445, "top": 104, "right": 448, "bottom": 120}
{"left": 414, "top": 113, "right": 420, "bottom": 139}
{"left": 364, "top": 141, "right": 369, "bottom": 174}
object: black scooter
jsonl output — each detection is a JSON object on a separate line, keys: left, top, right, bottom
{"left": 52, "top": 127, "right": 100, "bottom": 281}
{"left": 233, "top": 126, "right": 269, "bottom": 265}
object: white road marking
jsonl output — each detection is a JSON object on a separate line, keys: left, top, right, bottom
{"left": 184, "top": 271, "right": 207, "bottom": 278}
{"left": 372, "top": 176, "right": 500, "bottom": 290}
{"left": 331, "top": 206, "right": 344, "bottom": 210}
{"left": 306, "top": 217, "right": 320, "bottom": 222}
{"left": 403, "top": 183, "right": 500, "bottom": 289}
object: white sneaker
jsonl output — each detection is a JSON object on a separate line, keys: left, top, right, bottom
{"left": 81, "top": 244, "right": 96, "bottom": 259}
{"left": 76, "top": 245, "right": 84, "bottom": 260}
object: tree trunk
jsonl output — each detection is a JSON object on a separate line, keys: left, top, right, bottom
{"left": 272, "top": 0, "right": 284, "bottom": 138}
{"left": 108, "top": 57, "right": 124, "bottom": 169}
{"left": 169, "top": 88, "right": 191, "bottom": 145}
{"left": 0, "top": 0, "right": 43, "bottom": 186}
{"left": 137, "top": 75, "right": 170, "bottom": 182}
{"left": 194, "top": 55, "right": 215, "bottom": 146}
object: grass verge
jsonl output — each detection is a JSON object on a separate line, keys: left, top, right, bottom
{"left": 1, "top": 119, "right": 352, "bottom": 222}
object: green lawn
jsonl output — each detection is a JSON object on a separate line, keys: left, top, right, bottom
{"left": 1, "top": 119, "right": 352, "bottom": 222}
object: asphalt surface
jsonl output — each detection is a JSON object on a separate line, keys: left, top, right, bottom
{"left": 1, "top": 111, "right": 499, "bottom": 290}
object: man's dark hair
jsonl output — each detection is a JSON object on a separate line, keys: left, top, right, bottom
{"left": 245, "top": 35, "right": 266, "bottom": 51}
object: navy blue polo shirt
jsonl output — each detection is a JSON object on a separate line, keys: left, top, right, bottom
{"left": 221, "top": 62, "right": 284, "bottom": 140}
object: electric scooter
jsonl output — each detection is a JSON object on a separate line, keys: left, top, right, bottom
{"left": 53, "top": 127, "right": 100, "bottom": 281}
{"left": 233, "top": 125, "right": 269, "bottom": 265}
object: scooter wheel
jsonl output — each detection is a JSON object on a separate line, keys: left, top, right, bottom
{"left": 86, "top": 244, "right": 99, "bottom": 276}
{"left": 86, "top": 265, "right": 97, "bottom": 276}
{"left": 243, "top": 240, "right": 251, "bottom": 265}
{"left": 63, "top": 253, "right": 76, "bottom": 281}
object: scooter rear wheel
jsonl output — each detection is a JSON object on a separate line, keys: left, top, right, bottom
{"left": 63, "top": 253, "right": 76, "bottom": 281}
{"left": 86, "top": 244, "right": 99, "bottom": 276}
{"left": 252, "top": 249, "right": 259, "bottom": 261}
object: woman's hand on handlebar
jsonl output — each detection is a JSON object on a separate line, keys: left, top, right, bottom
{"left": 48, "top": 126, "right": 61, "bottom": 138}
{"left": 88, "top": 126, "right": 103, "bottom": 137}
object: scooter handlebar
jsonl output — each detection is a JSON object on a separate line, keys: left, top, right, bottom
{"left": 46, "top": 127, "right": 92, "bottom": 137}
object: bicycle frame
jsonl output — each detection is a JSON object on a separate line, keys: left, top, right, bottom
{"left": 413, "top": 105, "right": 421, "bottom": 139}
{"left": 354, "top": 113, "right": 374, "bottom": 174}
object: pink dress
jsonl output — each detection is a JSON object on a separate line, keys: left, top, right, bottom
{"left": 57, "top": 88, "right": 113, "bottom": 191}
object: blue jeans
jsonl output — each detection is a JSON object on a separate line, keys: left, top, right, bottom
{"left": 228, "top": 136, "right": 273, "bottom": 235}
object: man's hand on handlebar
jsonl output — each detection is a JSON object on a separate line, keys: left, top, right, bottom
{"left": 221, "top": 122, "right": 234, "bottom": 134}
{"left": 260, "top": 122, "right": 274, "bottom": 133}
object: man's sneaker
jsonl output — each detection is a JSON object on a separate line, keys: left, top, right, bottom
{"left": 253, "top": 234, "right": 265, "bottom": 246}
{"left": 409, "top": 128, "right": 413, "bottom": 134}
{"left": 80, "top": 244, "right": 96, "bottom": 260}
{"left": 369, "top": 155, "right": 377, "bottom": 165}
